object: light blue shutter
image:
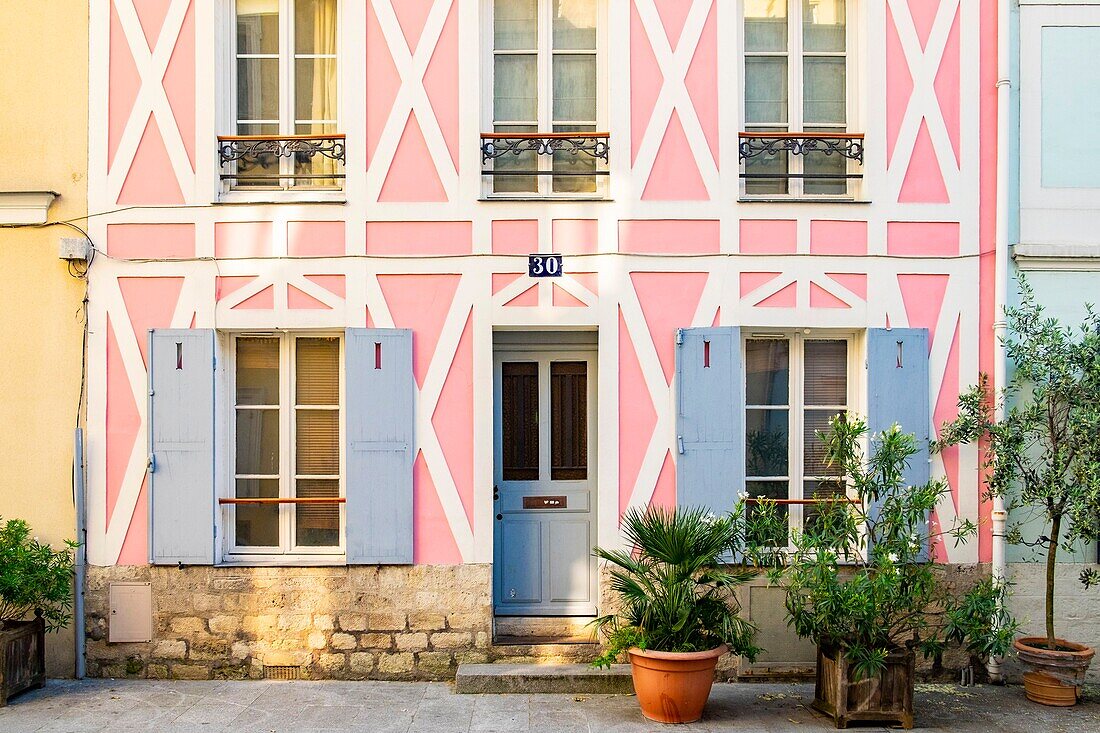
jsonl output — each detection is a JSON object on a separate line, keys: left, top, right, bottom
{"left": 867, "top": 328, "right": 931, "bottom": 560}
{"left": 676, "top": 327, "right": 744, "bottom": 514}
{"left": 148, "top": 329, "right": 216, "bottom": 565}
{"left": 345, "top": 329, "right": 414, "bottom": 564}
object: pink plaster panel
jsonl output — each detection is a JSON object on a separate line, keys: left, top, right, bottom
{"left": 909, "top": 0, "right": 939, "bottom": 50}
{"left": 423, "top": 0, "right": 459, "bottom": 172}
{"left": 134, "top": 0, "right": 171, "bottom": 50}
{"left": 377, "top": 274, "right": 461, "bottom": 388}
{"left": 630, "top": 1, "right": 663, "bottom": 164}
{"left": 886, "top": 3, "right": 913, "bottom": 166}
{"left": 897, "top": 273, "right": 950, "bottom": 344}
{"left": 109, "top": 0, "right": 141, "bottom": 170}
{"left": 504, "top": 285, "right": 539, "bottom": 307}
{"left": 935, "top": 6, "right": 962, "bottom": 165}
{"left": 652, "top": 0, "right": 691, "bottom": 50}
{"left": 366, "top": 221, "right": 472, "bottom": 255}
{"left": 630, "top": 272, "right": 709, "bottom": 384}
{"left": 216, "top": 276, "right": 256, "bottom": 302}
{"left": 118, "top": 277, "right": 184, "bottom": 368}
{"left": 641, "top": 111, "right": 709, "bottom": 200}
{"left": 684, "top": 2, "right": 719, "bottom": 165}
{"left": 105, "top": 320, "right": 139, "bottom": 534}
{"left": 215, "top": 221, "right": 273, "bottom": 258}
{"left": 117, "top": 114, "right": 184, "bottom": 205}
{"left": 287, "top": 285, "right": 331, "bottom": 310}
{"left": 432, "top": 308, "right": 475, "bottom": 530}
{"left": 739, "top": 272, "right": 781, "bottom": 300}
{"left": 552, "top": 219, "right": 598, "bottom": 255}
{"left": 107, "top": 223, "right": 195, "bottom": 259}
{"left": 618, "top": 309, "right": 657, "bottom": 518}
{"left": 116, "top": 475, "right": 148, "bottom": 565}
{"left": 648, "top": 451, "right": 676, "bottom": 511}
{"left": 570, "top": 272, "right": 599, "bottom": 295}
{"left": 934, "top": 318, "right": 962, "bottom": 515}
{"left": 886, "top": 221, "right": 960, "bottom": 256}
{"left": 392, "top": 0, "right": 435, "bottom": 53}
{"left": 379, "top": 112, "right": 448, "bottom": 202}
{"left": 162, "top": 0, "right": 196, "bottom": 171}
{"left": 809, "top": 220, "right": 868, "bottom": 255}
{"left": 739, "top": 220, "right": 797, "bottom": 254}
{"left": 825, "top": 273, "right": 868, "bottom": 301}
{"left": 492, "top": 220, "right": 538, "bottom": 255}
{"left": 755, "top": 282, "right": 797, "bottom": 308}
{"left": 304, "top": 275, "right": 346, "bottom": 299}
{"left": 809, "top": 282, "right": 850, "bottom": 309}
{"left": 366, "top": 0, "right": 401, "bottom": 166}
{"left": 552, "top": 285, "right": 587, "bottom": 308}
{"left": 288, "top": 221, "right": 345, "bottom": 257}
{"left": 233, "top": 285, "right": 275, "bottom": 310}
{"left": 492, "top": 273, "right": 523, "bottom": 295}
{"left": 899, "top": 121, "right": 950, "bottom": 203}
{"left": 413, "top": 451, "right": 462, "bottom": 564}
{"left": 618, "top": 220, "right": 720, "bottom": 254}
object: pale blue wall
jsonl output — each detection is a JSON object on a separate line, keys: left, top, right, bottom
{"left": 1041, "top": 26, "right": 1100, "bottom": 188}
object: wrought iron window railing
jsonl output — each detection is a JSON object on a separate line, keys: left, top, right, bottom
{"left": 218, "top": 134, "right": 346, "bottom": 191}
{"left": 738, "top": 132, "right": 864, "bottom": 197}
{"left": 480, "top": 132, "right": 610, "bottom": 196}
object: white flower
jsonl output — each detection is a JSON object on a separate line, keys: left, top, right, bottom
{"left": 737, "top": 491, "right": 750, "bottom": 501}
{"left": 888, "top": 553, "right": 899, "bottom": 563}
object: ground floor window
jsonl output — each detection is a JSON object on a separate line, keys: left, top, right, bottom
{"left": 744, "top": 332, "right": 853, "bottom": 545}
{"left": 231, "top": 334, "right": 343, "bottom": 555}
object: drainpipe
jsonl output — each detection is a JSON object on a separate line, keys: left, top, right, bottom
{"left": 988, "top": 0, "right": 1012, "bottom": 685}
{"left": 73, "top": 428, "right": 86, "bottom": 679}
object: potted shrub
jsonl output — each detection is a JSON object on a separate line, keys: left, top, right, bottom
{"left": 0, "top": 518, "right": 77, "bottom": 706}
{"left": 591, "top": 506, "right": 760, "bottom": 724}
{"left": 746, "top": 416, "right": 1016, "bottom": 730}
{"left": 936, "top": 282, "right": 1100, "bottom": 706}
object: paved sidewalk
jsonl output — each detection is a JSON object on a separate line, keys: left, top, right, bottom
{"left": 1, "top": 678, "right": 1097, "bottom": 733}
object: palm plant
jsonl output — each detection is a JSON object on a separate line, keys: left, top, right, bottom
{"left": 591, "top": 506, "right": 760, "bottom": 668}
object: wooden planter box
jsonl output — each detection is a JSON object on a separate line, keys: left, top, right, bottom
{"left": 0, "top": 614, "right": 46, "bottom": 706}
{"left": 812, "top": 644, "right": 914, "bottom": 730}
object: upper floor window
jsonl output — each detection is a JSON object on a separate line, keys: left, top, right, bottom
{"left": 220, "top": 0, "right": 344, "bottom": 193}
{"left": 741, "top": 0, "right": 862, "bottom": 198}
{"left": 483, "top": 0, "right": 608, "bottom": 198}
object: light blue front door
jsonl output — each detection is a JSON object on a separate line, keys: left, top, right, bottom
{"left": 493, "top": 348, "right": 597, "bottom": 616}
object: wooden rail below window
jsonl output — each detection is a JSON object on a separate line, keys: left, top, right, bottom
{"left": 742, "top": 497, "right": 860, "bottom": 506}
{"left": 480, "top": 131, "right": 610, "bottom": 140}
{"left": 218, "top": 497, "right": 346, "bottom": 505}
{"left": 217, "top": 133, "right": 347, "bottom": 142}
{"left": 737, "top": 131, "right": 864, "bottom": 140}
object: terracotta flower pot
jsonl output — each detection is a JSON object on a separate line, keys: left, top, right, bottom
{"left": 627, "top": 645, "right": 727, "bottom": 724}
{"left": 1014, "top": 637, "right": 1094, "bottom": 706}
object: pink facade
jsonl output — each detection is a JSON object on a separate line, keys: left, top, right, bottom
{"left": 86, "top": 0, "right": 998, "bottom": 569}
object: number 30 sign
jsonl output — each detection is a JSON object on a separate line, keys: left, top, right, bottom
{"left": 528, "top": 254, "right": 563, "bottom": 278}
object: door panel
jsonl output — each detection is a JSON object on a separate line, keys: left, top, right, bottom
{"left": 494, "top": 348, "right": 597, "bottom": 616}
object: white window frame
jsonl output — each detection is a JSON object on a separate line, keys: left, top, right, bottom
{"left": 742, "top": 330, "right": 862, "bottom": 546}
{"left": 738, "top": 0, "right": 862, "bottom": 200}
{"left": 225, "top": 332, "right": 346, "bottom": 561}
{"left": 481, "top": 0, "right": 610, "bottom": 200}
{"left": 219, "top": 0, "right": 346, "bottom": 203}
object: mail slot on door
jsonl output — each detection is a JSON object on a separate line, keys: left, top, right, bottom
{"left": 523, "top": 495, "right": 568, "bottom": 509}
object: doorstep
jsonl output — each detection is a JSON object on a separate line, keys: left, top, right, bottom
{"left": 455, "top": 663, "right": 634, "bottom": 694}
{"left": 492, "top": 616, "right": 598, "bottom": 645}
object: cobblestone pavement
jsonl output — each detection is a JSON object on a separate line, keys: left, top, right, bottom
{"left": 1, "top": 678, "right": 1098, "bottom": 732}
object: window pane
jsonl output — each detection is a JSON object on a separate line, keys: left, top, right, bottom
{"left": 745, "top": 57, "right": 788, "bottom": 125}
{"left": 236, "top": 409, "right": 280, "bottom": 474}
{"left": 502, "top": 362, "right": 539, "bottom": 481}
{"left": 744, "top": 128, "right": 790, "bottom": 196}
{"left": 296, "top": 338, "right": 340, "bottom": 405}
{"left": 296, "top": 410, "right": 339, "bottom": 474}
{"left": 745, "top": 0, "right": 787, "bottom": 52}
{"left": 237, "top": 57, "right": 279, "bottom": 121}
{"left": 745, "top": 339, "right": 789, "bottom": 406}
{"left": 746, "top": 408, "right": 789, "bottom": 476}
{"left": 803, "top": 479, "right": 848, "bottom": 537}
{"left": 804, "top": 409, "right": 844, "bottom": 476}
{"left": 553, "top": 0, "right": 596, "bottom": 50}
{"left": 492, "top": 124, "right": 539, "bottom": 193}
{"left": 494, "top": 54, "right": 538, "bottom": 122}
{"left": 803, "top": 0, "right": 845, "bottom": 53}
{"left": 552, "top": 124, "right": 597, "bottom": 194}
{"left": 237, "top": 338, "right": 280, "bottom": 405}
{"left": 553, "top": 54, "right": 596, "bottom": 122}
{"left": 551, "top": 362, "right": 587, "bottom": 480}
{"left": 746, "top": 480, "right": 789, "bottom": 546}
{"left": 803, "top": 56, "right": 846, "bottom": 125}
{"left": 495, "top": 0, "right": 538, "bottom": 50}
{"left": 295, "top": 479, "right": 339, "bottom": 547}
{"left": 804, "top": 148, "right": 849, "bottom": 195}
{"left": 235, "top": 479, "right": 280, "bottom": 547}
{"left": 295, "top": 0, "right": 337, "bottom": 55}
{"left": 295, "top": 57, "right": 337, "bottom": 122}
{"left": 237, "top": 0, "right": 279, "bottom": 55}
{"left": 804, "top": 340, "right": 847, "bottom": 405}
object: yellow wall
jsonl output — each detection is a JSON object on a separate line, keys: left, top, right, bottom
{"left": 0, "top": 1, "right": 88, "bottom": 677}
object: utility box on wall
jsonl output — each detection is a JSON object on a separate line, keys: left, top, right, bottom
{"left": 108, "top": 582, "right": 152, "bottom": 643}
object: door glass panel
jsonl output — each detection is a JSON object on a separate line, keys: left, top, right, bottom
{"left": 295, "top": 478, "right": 339, "bottom": 547}
{"left": 745, "top": 339, "right": 790, "bottom": 406}
{"left": 235, "top": 479, "right": 280, "bottom": 547}
{"left": 746, "top": 409, "right": 789, "bottom": 477}
{"left": 745, "top": 480, "right": 789, "bottom": 546}
{"left": 237, "top": 338, "right": 280, "bottom": 405}
{"left": 235, "top": 408, "right": 280, "bottom": 474}
{"left": 804, "top": 340, "right": 847, "bottom": 405}
{"left": 550, "top": 362, "right": 587, "bottom": 480}
{"left": 502, "top": 362, "right": 539, "bottom": 480}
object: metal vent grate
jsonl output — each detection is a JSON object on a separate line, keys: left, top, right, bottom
{"left": 263, "top": 664, "right": 301, "bottom": 680}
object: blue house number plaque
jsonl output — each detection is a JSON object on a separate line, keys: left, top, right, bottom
{"left": 528, "top": 254, "right": 563, "bottom": 278}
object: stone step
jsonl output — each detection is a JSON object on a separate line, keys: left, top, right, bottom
{"left": 455, "top": 663, "right": 634, "bottom": 695}
{"left": 493, "top": 616, "right": 598, "bottom": 645}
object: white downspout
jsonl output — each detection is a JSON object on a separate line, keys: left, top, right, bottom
{"left": 988, "top": 0, "right": 1011, "bottom": 685}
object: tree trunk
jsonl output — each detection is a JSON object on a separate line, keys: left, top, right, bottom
{"left": 1045, "top": 515, "right": 1061, "bottom": 649}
